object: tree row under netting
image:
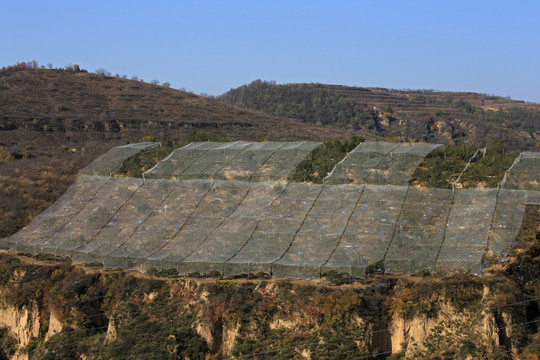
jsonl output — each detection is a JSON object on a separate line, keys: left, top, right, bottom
{"left": 2, "top": 141, "right": 539, "bottom": 280}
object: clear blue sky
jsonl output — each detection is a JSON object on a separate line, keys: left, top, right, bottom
{"left": 1, "top": 0, "right": 539, "bottom": 102}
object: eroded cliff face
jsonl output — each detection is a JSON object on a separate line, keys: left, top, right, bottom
{"left": 0, "top": 252, "right": 537, "bottom": 360}
{"left": 0, "top": 301, "right": 40, "bottom": 360}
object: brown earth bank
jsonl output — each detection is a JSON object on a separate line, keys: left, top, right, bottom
{"left": 0, "top": 246, "right": 537, "bottom": 360}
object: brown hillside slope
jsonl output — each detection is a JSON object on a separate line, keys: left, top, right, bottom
{"left": 0, "top": 68, "right": 348, "bottom": 237}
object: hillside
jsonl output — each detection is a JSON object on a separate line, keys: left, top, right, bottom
{"left": 0, "top": 67, "right": 348, "bottom": 238}
{"left": 219, "top": 80, "right": 540, "bottom": 149}
{"left": 0, "top": 67, "right": 539, "bottom": 359}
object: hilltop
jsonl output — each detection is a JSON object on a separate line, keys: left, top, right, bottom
{"left": 219, "top": 80, "right": 540, "bottom": 149}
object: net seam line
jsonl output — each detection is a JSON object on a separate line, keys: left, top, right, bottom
{"left": 433, "top": 187, "right": 457, "bottom": 270}
{"left": 218, "top": 143, "right": 292, "bottom": 274}
{"left": 177, "top": 181, "right": 255, "bottom": 267}
{"left": 435, "top": 189, "right": 497, "bottom": 272}
{"left": 207, "top": 141, "right": 254, "bottom": 180}
{"left": 439, "top": 147, "right": 485, "bottom": 271}
{"left": 452, "top": 147, "right": 482, "bottom": 192}
{"left": 319, "top": 184, "right": 366, "bottom": 273}
{"left": 381, "top": 185, "right": 410, "bottom": 262}
{"left": 102, "top": 179, "right": 184, "bottom": 259}
{"left": 221, "top": 183, "right": 292, "bottom": 276}
{"left": 107, "top": 142, "right": 225, "bottom": 259}
{"left": 144, "top": 142, "right": 223, "bottom": 179}
{"left": 141, "top": 179, "right": 217, "bottom": 261}
{"left": 33, "top": 176, "right": 114, "bottom": 249}
{"left": 318, "top": 144, "right": 431, "bottom": 273}
{"left": 10, "top": 144, "right": 152, "bottom": 250}
{"left": 251, "top": 141, "right": 315, "bottom": 181}
{"left": 322, "top": 141, "right": 355, "bottom": 182}
{"left": 270, "top": 183, "right": 326, "bottom": 279}
{"left": 69, "top": 178, "right": 145, "bottom": 255}
{"left": 251, "top": 141, "right": 302, "bottom": 182}
{"left": 362, "top": 142, "right": 401, "bottom": 184}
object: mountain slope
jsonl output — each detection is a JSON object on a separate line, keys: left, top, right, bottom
{"left": 219, "top": 80, "right": 540, "bottom": 149}
{"left": 0, "top": 68, "right": 349, "bottom": 237}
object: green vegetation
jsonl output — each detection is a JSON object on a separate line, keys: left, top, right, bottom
{"left": 221, "top": 81, "right": 540, "bottom": 150}
{"left": 219, "top": 80, "right": 377, "bottom": 129}
{"left": 411, "top": 140, "right": 519, "bottom": 188}
{"left": 288, "top": 136, "right": 364, "bottom": 183}
{"left": 0, "top": 246, "right": 539, "bottom": 359}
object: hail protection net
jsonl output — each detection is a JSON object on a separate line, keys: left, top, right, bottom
{"left": 272, "top": 184, "right": 362, "bottom": 279}
{"left": 104, "top": 180, "right": 213, "bottom": 269}
{"left": 214, "top": 142, "right": 284, "bottom": 181}
{"left": 325, "top": 142, "right": 441, "bottom": 185}
{"left": 501, "top": 151, "right": 540, "bottom": 205}
{"left": 366, "top": 143, "right": 442, "bottom": 185}
{"left": 145, "top": 141, "right": 322, "bottom": 182}
{"left": 487, "top": 189, "right": 527, "bottom": 255}
{"left": 384, "top": 187, "right": 453, "bottom": 274}
{"left": 144, "top": 180, "right": 252, "bottom": 272}
{"left": 39, "top": 177, "right": 144, "bottom": 257}
{"left": 4, "top": 175, "right": 110, "bottom": 254}
{"left": 72, "top": 179, "right": 178, "bottom": 264}
{"left": 144, "top": 142, "right": 222, "bottom": 180}
{"left": 179, "top": 181, "right": 285, "bottom": 273}
{"left": 81, "top": 142, "right": 160, "bottom": 176}
{"left": 3, "top": 141, "right": 537, "bottom": 279}
{"left": 250, "top": 142, "right": 322, "bottom": 182}
{"left": 436, "top": 188, "right": 498, "bottom": 274}
{"left": 325, "top": 142, "right": 400, "bottom": 184}
{"left": 322, "top": 184, "right": 408, "bottom": 278}
{"left": 223, "top": 182, "right": 322, "bottom": 277}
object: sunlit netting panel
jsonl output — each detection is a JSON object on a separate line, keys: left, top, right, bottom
{"left": 104, "top": 180, "right": 213, "bottom": 263}
{"left": 366, "top": 143, "right": 442, "bottom": 185}
{"left": 4, "top": 175, "right": 109, "bottom": 253}
{"left": 436, "top": 188, "right": 498, "bottom": 274}
{"left": 179, "top": 141, "right": 252, "bottom": 180}
{"left": 322, "top": 185, "right": 408, "bottom": 278}
{"left": 223, "top": 182, "right": 322, "bottom": 277}
{"left": 251, "top": 142, "right": 322, "bottom": 182}
{"left": 180, "top": 182, "right": 284, "bottom": 271}
{"left": 71, "top": 179, "right": 178, "bottom": 263}
{"left": 324, "top": 142, "right": 400, "bottom": 184}
{"left": 214, "top": 142, "right": 285, "bottom": 181}
{"left": 144, "top": 180, "right": 251, "bottom": 270}
{"left": 502, "top": 151, "right": 540, "bottom": 191}
{"left": 487, "top": 189, "right": 527, "bottom": 255}
{"left": 273, "top": 185, "right": 362, "bottom": 279}
{"left": 144, "top": 142, "right": 222, "bottom": 179}
{"left": 38, "top": 178, "right": 143, "bottom": 256}
{"left": 385, "top": 187, "right": 453, "bottom": 274}
{"left": 81, "top": 142, "right": 159, "bottom": 176}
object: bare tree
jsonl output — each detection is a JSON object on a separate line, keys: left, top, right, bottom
{"left": 162, "top": 82, "right": 171, "bottom": 88}
{"left": 96, "top": 68, "right": 111, "bottom": 76}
